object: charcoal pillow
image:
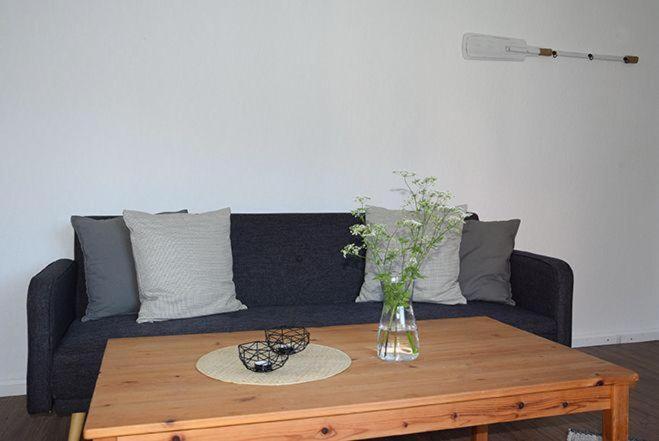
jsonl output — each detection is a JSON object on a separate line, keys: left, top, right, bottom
{"left": 356, "top": 206, "right": 467, "bottom": 305}
{"left": 123, "top": 208, "right": 246, "bottom": 323}
{"left": 72, "top": 210, "right": 187, "bottom": 321}
{"left": 458, "top": 219, "right": 521, "bottom": 305}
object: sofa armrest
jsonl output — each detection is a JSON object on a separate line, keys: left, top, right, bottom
{"left": 26, "top": 259, "right": 77, "bottom": 414}
{"left": 510, "top": 250, "right": 573, "bottom": 347}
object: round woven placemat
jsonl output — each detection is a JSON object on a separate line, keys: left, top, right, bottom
{"left": 196, "top": 343, "right": 352, "bottom": 386}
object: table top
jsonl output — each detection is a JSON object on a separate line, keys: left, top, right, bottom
{"left": 84, "top": 317, "right": 638, "bottom": 439}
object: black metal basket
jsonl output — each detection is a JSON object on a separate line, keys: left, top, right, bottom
{"left": 237, "top": 341, "right": 289, "bottom": 373}
{"left": 265, "top": 327, "right": 310, "bottom": 355}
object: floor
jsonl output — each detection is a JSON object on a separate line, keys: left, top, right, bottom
{"left": 1, "top": 341, "right": 657, "bottom": 441}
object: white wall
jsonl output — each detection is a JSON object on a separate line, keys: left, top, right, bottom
{"left": 1, "top": 0, "right": 658, "bottom": 396}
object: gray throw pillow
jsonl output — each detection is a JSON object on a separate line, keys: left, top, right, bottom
{"left": 123, "top": 208, "right": 246, "bottom": 323}
{"left": 458, "top": 219, "right": 521, "bottom": 305}
{"left": 71, "top": 210, "right": 187, "bottom": 322}
{"left": 356, "top": 206, "right": 467, "bottom": 305}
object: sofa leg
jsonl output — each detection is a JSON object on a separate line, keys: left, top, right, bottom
{"left": 68, "top": 412, "right": 86, "bottom": 441}
{"left": 471, "top": 425, "right": 488, "bottom": 441}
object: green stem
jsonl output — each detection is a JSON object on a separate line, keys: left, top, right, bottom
{"left": 407, "top": 331, "right": 418, "bottom": 355}
{"left": 385, "top": 304, "right": 397, "bottom": 358}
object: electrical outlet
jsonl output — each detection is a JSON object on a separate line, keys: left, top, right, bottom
{"left": 572, "top": 334, "right": 621, "bottom": 347}
{"left": 604, "top": 336, "right": 619, "bottom": 344}
{"left": 619, "top": 330, "right": 659, "bottom": 344}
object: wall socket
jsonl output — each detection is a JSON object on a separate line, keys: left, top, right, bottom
{"left": 573, "top": 330, "right": 659, "bottom": 348}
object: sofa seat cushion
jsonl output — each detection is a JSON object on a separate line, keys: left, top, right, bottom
{"left": 52, "top": 302, "right": 556, "bottom": 402}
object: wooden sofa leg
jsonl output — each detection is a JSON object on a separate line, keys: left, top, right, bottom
{"left": 68, "top": 412, "right": 86, "bottom": 441}
{"left": 472, "top": 424, "right": 488, "bottom": 440}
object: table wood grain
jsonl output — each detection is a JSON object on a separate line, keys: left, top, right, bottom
{"left": 83, "top": 317, "right": 638, "bottom": 441}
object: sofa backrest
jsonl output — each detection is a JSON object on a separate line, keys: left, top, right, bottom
{"left": 230, "top": 213, "right": 365, "bottom": 307}
{"left": 73, "top": 213, "right": 366, "bottom": 317}
{"left": 74, "top": 211, "right": 478, "bottom": 318}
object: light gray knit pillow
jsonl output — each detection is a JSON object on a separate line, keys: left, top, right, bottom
{"left": 123, "top": 208, "right": 246, "bottom": 323}
{"left": 356, "top": 206, "right": 467, "bottom": 305}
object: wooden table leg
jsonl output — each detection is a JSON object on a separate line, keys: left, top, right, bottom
{"left": 603, "top": 384, "right": 629, "bottom": 441}
{"left": 472, "top": 424, "right": 488, "bottom": 441}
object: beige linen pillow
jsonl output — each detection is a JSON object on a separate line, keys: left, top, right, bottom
{"left": 123, "top": 208, "right": 246, "bottom": 323}
{"left": 356, "top": 206, "right": 467, "bottom": 305}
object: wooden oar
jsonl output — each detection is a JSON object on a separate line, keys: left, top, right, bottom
{"left": 462, "top": 33, "right": 638, "bottom": 64}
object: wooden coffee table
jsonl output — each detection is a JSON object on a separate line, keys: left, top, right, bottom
{"left": 83, "top": 317, "right": 638, "bottom": 441}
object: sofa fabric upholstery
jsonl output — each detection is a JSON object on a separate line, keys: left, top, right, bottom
{"left": 28, "top": 211, "right": 573, "bottom": 416}
{"left": 510, "top": 250, "right": 574, "bottom": 346}
{"left": 51, "top": 301, "right": 556, "bottom": 413}
{"left": 230, "top": 213, "right": 365, "bottom": 307}
{"left": 26, "top": 259, "right": 77, "bottom": 414}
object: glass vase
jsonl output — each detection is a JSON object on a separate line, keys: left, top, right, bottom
{"left": 377, "top": 276, "right": 420, "bottom": 361}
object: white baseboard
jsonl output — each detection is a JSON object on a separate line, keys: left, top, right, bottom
{"left": 573, "top": 328, "right": 659, "bottom": 348}
{"left": 0, "top": 378, "right": 26, "bottom": 397}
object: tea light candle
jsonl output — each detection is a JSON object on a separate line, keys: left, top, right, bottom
{"left": 276, "top": 343, "right": 294, "bottom": 355}
{"left": 253, "top": 360, "right": 272, "bottom": 372}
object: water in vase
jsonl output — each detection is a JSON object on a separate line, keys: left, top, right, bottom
{"left": 377, "top": 304, "right": 420, "bottom": 361}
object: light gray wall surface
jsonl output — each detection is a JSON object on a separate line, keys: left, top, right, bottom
{"left": 1, "top": 0, "right": 658, "bottom": 395}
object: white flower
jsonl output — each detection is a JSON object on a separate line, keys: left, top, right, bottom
{"left": 393, "top": 170, "right": 416, "bottom": 178}
{"left": 401, "top": 219, "right": 422, "bottom": 227}
{"left": 341, "top": 171, "right": 463, "bottom": 290}
{"left": 341, "top": 243, "right": 363, "bottom": 257}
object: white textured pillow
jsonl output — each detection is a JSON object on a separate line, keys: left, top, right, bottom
{"left": 123, "top": 208, "right": 246, "bottom": 323}
{"left": 356, "top": 206, "right": 467, "bottom": 305}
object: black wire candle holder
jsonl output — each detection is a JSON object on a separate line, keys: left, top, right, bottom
{"left": 265, "top": 326, "right": 310, "bottom": 355}
{"left": 237, "top": 341, "right": 289, "bottom": 373}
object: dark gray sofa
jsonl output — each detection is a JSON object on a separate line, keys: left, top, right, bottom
{"left": 26, "top": 213, "right": 573, "bottom": 415}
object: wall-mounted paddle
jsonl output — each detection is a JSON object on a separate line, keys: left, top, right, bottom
{"left": 462, "top": 33, "right": 638, "bottom": 64}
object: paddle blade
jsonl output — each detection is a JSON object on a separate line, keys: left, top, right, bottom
{"left": 462, "top": 33, "right": 528, "bottom": 61}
